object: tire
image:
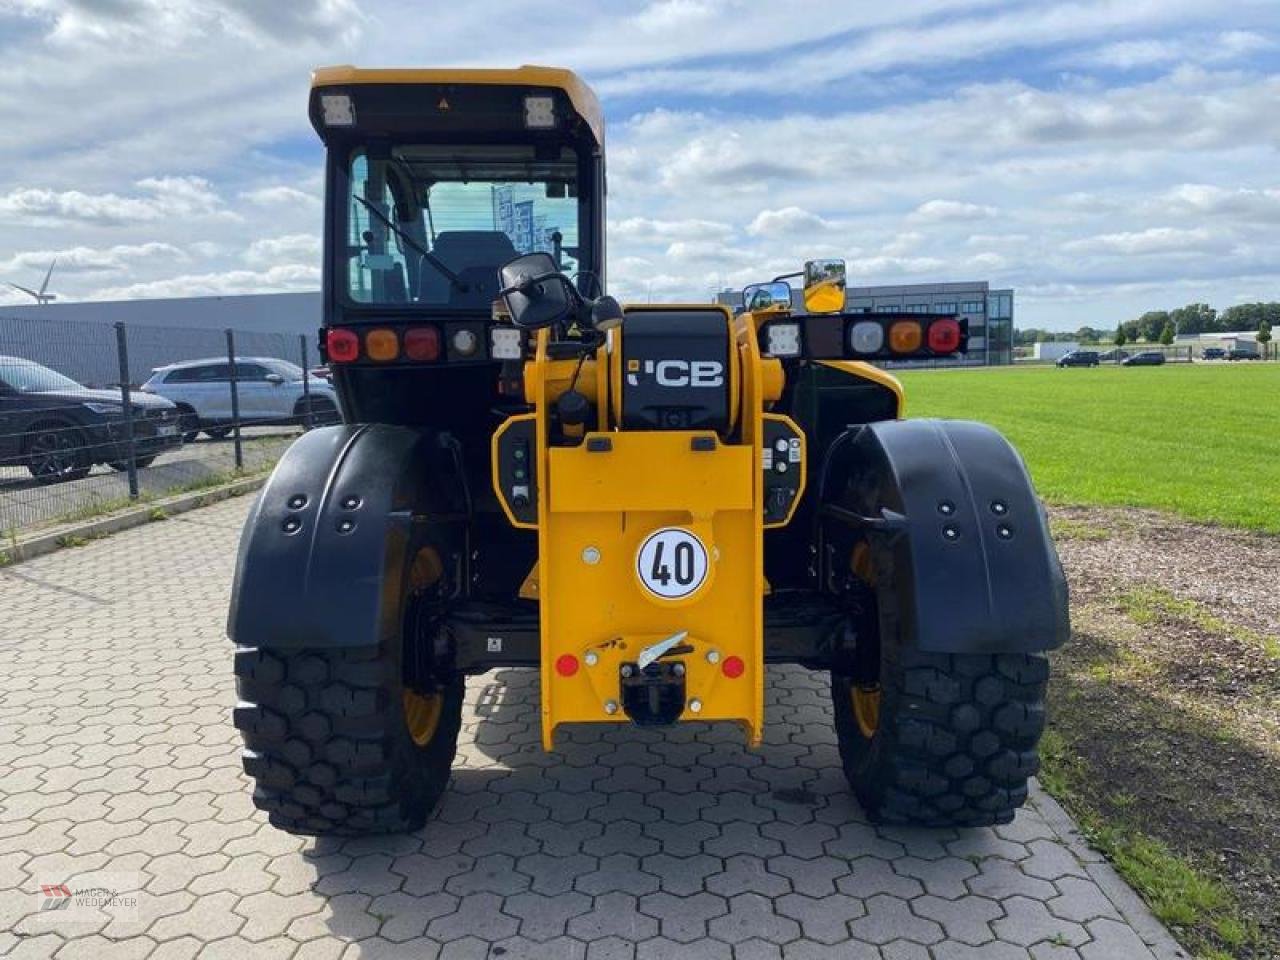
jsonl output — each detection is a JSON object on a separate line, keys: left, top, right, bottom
{"left": 234, "top": 647, "right": 464, "bottom": 835}
{"left": 108, "top": 456, "right": 157, "bottom": 471}
{"left": 832, "top": 649, "right": 1047, "bottom": 827}
{"left": 25, "top": 421, "right": 91, "bottom": 484}
{"left": 175, "top": 406, "right": 200, "bottom": 443}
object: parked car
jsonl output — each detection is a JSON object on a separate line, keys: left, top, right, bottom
{"left": 142, "top": 357, "right": 340, "bottom": 441}
{"left": 1201, "top": 347, "right": 1226, "bottom": 360}
{"left": 1121, "top": 351, "right": 1166, "bottom": 367}
{"left": 1226, "top": 348, "right": 1261, "bottom": 361}
{"left": 1055, "top": 350, "right": 1100, "bottom": 367}
{"left": 1096, "top": 348, "right": 1130, "bottom": 363}
{"left": 0, "top": 356, "right": 182, "bottom": 483}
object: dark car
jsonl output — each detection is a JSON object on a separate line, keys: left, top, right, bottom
{"left": 0, "top": 356, "right": 183, "bottom": 483}
{"left": 1097, "top": 348, "right": 1130, "bottom": 363}
{"left": 1121, "top": 351, "right": 1166, "bottom": 367}
{"left": 1226, "top": 347, "right": 1261, "bottom": 361}
{"left": 1055, "top": 350, "right": 1100, "bottom": 367}
{"left": 1201, "top": 347, "right": 1226, "bottom": 360}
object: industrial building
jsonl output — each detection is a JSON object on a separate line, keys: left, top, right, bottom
{"left": 0, "top": 291, "right": 318, "bottom": 336}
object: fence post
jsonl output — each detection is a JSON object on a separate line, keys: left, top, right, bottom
{"left": 226, "top": 329, "right": 243, "bottom": 471}
{"left": 114, "top": 322, "right": 140, "bottom": 499}
{"left": 299, "top": 334, "right": 313, "bottom": 431}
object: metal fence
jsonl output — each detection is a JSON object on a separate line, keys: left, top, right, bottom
{"left": 0, "top": 314, "right": 330, "bottom": 540}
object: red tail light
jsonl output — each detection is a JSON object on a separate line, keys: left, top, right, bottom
{"left": 927, "top": 318, "right": 962, "bottom": 354}
{"left": 404, "top": 326, "right": 441, "bottom": 362}
{"left": 326, "top": 328, "right": 359, "bottom": 363}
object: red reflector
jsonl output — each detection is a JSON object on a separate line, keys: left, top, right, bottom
{"left": 404, "top": 326, "right": 441, "bottom": 362}
{"left": 722, "top": 656, "right": 745, "bottom": 679}
{"left": 927, "top": 319, "right": 962, "bottom": 354}
{"left": 555, "top": 654, "right": 579, "bottom": 677}
{"left": 326, "top": 328, "right": 359, "bottom": 363}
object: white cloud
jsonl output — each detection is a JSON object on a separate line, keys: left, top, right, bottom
{"left": 244, "top": 234, "right": 322, "bottom": 263}
{"left": 0, "top": 243, "right": 186, "bottom": 275}
{"left": 240, "top": 186, "right": 321, "bottom": 208}
{"left": 609, "top": 216, "right": 733, "bottom": 241}
{"left": 0, "top": 177, "right": 235, "bottom": 226}
{"left": 1076, "top": 29, "right": 1273, "bottom": 69}
{"left": 90, "top": 265, "right": 321, "bottom": 301}
{"left": 910, "top": 200, "right": 999, "bottom": 222}
{"left": 745, "top": 207, "right": 835, "bottom": 236}
{"left": 1153, "top": 183, "right": 1280, "bottom": 222}
{"left": 0, "top": 1, "right": 1277, "bottom": 329}
{"left": 1061, "top": 226, "right": 1226, "bottom": 255}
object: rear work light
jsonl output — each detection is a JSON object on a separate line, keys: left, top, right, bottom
{"left": 927, "top": 318, "right": 962, "bottom": 354}
{"left": 765, "top": 323, "right": 801, "bottom": 357}
{"left": 365, "top": 328, "right": 399, "bottom": 361}
{"left": 491, "top": 327, "right": 523, "bottom": 360}
{"left": 404, "top": 326, "right": 442, "bottom": 362}
{"left": 326, "top": 328, "right": 359, "bottom": 363}
{"left": 889, "top": 321, "right": 923, "bottom": 354}
{"left": 319, "top": 93, "right": 355, "bottom": 127}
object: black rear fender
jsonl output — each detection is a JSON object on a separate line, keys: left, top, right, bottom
{"left": 227, "top": 424, "right": 445, "bottom": 650}
{"left": 824, "top": 419, "right": 1069, "bottom": 654}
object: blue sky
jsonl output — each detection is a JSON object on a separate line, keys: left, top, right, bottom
{"left": 0, "top": 0, "right": 1277, "bottom": 330}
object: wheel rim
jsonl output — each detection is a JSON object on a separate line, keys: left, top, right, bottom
{"left": 30, "top": 430, "right": 75, "bottom": 477}
{"left": 852, "top": 685, "right": 881, "bottom": 739}
{"left": 403, "top": 546, "right": 446, "bottom": 746}
{"left": 403, "top": 690, "right": 443, "bottom": 746}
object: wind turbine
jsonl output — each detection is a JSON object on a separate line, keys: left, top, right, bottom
{"left": 7, "top": 259, "right": 58, "bottom": 305}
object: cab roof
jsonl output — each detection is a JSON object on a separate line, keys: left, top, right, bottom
{"left": 311, "top": 65, "right": 604, "bottom": 145}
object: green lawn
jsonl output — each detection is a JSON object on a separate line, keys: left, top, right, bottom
{"left": 897, "top": 363, "right": 1280, "bottom": 533}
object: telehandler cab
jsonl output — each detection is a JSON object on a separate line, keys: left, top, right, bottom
{"left": 229, "top": 66, "right": 1068, "bottom": 836}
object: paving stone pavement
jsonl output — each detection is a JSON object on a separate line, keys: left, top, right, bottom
{"left": 0, "top": 497, "right": 1189, "bottom": 959}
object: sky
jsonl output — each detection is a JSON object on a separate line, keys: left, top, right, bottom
{"left": 0, "top": 0, "right": 1277, "bottom": 331}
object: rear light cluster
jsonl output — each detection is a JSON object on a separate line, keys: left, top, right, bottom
{"left": 761, "top": 314, "right": 966, "bottom": 360}
{"left": 325, "top": 324, "right": 498, "bottom": 364}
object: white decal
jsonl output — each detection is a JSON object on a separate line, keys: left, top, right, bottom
{"left": 636, "top": 528, "right": 709, "bottom": 600}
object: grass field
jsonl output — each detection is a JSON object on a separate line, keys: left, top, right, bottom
{"left": 898, "top": 363, "right": 1280, "bottom": 532}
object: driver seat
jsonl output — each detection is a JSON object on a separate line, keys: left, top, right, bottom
{"left": 418, "top": 231, "right": 519, "bottom": 307}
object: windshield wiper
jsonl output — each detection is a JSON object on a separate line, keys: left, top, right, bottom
{"left": 354, "top": 196, "right": 466, "bottom": 292}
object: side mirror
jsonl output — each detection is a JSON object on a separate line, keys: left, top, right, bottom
{"left": 741, "top": 281, "right": 793, "bottom": 313}
{"left": 803, "top": 259, "right": 846, "bottom": 314}
{"left": 498, "top": 252, "right": 577, "bottom": 329}
{"left": 264, "top": 373, "right": 285, "bottom": 385}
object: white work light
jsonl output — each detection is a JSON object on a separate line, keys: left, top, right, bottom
{"left": 491, "top": 327, "right": 523, "bottom": 360}
{"left": 765, "top": 323, "right": 801, "bottom": 357}
{"left": 850, "top": 321, "right": 885, "bottom": 355}
{"left": 320, "top": 93, "right": 355, "bottom": 127}
{"left": 524, "top": 95, "right": 557, "bottom": 129}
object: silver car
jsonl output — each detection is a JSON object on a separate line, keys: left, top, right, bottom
{"left": 141, "top": 357, "right": 340, "bottom": 441}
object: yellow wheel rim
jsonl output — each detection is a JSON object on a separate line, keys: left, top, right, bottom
{"left": 403, "top": 545, "right": 445, "bottom": 746}
{"left": 852, "top": 686, "right": 881, "bottom": 739}
{"left": 403, "top": 690, "right": 443, "bottom": 747}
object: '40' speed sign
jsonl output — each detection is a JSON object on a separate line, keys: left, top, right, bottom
{"left": 636, "top": 527, "right": 709, "bottom": 600}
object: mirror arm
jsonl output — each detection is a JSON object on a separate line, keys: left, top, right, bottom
{"left": 771, "top": 270, "right": 803, "bottom": 283}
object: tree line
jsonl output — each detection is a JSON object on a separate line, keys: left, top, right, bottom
{"left": 1015, "top": 301, "right": 1278, "bottom": 347}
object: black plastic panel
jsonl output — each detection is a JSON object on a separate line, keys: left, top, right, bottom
{"left": 621, "top": 311, "right": 730, "bottom": 433}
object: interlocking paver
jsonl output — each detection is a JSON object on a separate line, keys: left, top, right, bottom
{"left": 0, "top": 496, "right": 1182, "bottom": 958}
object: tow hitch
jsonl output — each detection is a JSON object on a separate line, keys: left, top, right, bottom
{"left": 620, "top": 659, "right": 688, "bottom": 726}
